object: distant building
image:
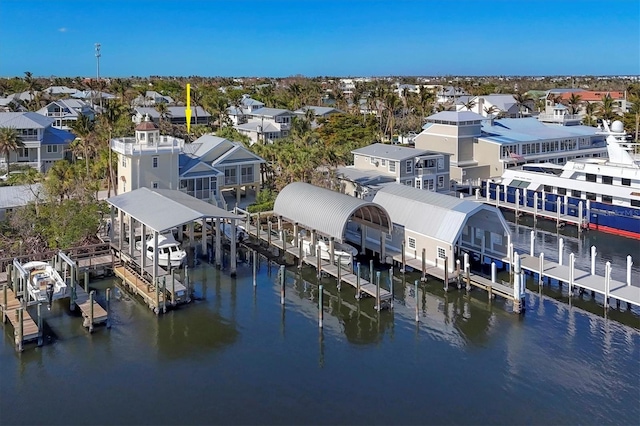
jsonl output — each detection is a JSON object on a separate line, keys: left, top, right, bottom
{"left": 131, "top": 91, "right": 175, "bottom": 107}
{"left": 37, "top": 99, "right": 95, "bottom": 130}
{"left": 0, "top": 184, "right": 43, "bottom": 221}
{"left": 132, "top": 106, "right": 210, "bottom": 126}
{"left": 234, "top": 107, "right": 294, "bottom": 145}
{"left": 337, "top": 143, "right": 451, "bottom": 200}
{"left": 455, "top": 94, "right": 524, "bottom": 118}
{"left": 294, "top": 106, "right": 344, "bottom": 119}
{"left": 0, "top": 112, "right": 74, "bottom": 173}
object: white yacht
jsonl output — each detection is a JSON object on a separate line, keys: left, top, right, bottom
{"left": 22, "top": 261, "right": 68, "bottom": 308}
{"left": 136, "top": 233, "right": 187, "bottom": 268}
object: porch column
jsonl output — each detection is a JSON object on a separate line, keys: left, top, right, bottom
{"left": 37, "top": 146, "right": 42, "bottom": 172}
{"left": 118, "top": 209, "right": 124, "bottom": 252}
{"left": 153, "top": 231, "right": 159, "bottom": 290}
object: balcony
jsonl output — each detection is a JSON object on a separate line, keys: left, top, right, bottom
{"left": 110, "top": 136, "right": 184, "bottom": 155}
{"left": 537, "top": 113, "right": 582, "bottom": 124}
{"left": 415, "top": 167, "right": 437, "bottom": 176}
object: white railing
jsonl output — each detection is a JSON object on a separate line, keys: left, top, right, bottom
{"left": 415, "top": 167, "right": 437, "bottom": 175}
{"left": 538, "top": 113, "right": 581, "bottom": 123}
{"left": 111, "top": 136, "right": 184, "bottom": 155}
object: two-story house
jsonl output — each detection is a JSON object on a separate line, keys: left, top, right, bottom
{"left": 337, "top": 143, "right": 451, "bottom": 200}
{"left": 234, "top": 107, "right": 294, "bottom": 145}
{"left": 0, "top": 112, "right": 74, "bottom": 173}
{"left": 132, "top": 106, "right": 211, "bottom": 126}
{"left": 111, "top": 115, "right": 264, "bottom": 209}
{"left": 37, "top": 99, "right": 95, "bottom": 130}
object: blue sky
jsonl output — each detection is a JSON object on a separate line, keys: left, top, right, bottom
{"left": 0, "top": 0, "right": 638, "bottom": 77}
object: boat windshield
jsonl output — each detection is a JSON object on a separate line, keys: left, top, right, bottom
{"left": 521, "top": 165, "right": 562, "bottom": 175}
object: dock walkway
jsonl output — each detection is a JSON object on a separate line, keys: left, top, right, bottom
{"left": 73, "top": 284, "right": 108, "bottom": 331}
{"left": 0, "top": 286, "right": 39, "bottom": 350}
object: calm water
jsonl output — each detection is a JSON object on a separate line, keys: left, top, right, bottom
{"left": 1, "top": 222, "right": 639, "bottom": 425}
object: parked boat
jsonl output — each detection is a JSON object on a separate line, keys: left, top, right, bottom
{"left": 136, "top": 233, "right": 187, "bottom": 268}
{"left": 22, "top": 261, "right": 67, "bottom": 309}
{"left": 488, "top": 120, "right": 640, "bottom": 237}
{"left": 291, "top": 236, "right": 358, "bottom": 265}
{"left": 221, "top": 222, "right": 247, "bottom": 243}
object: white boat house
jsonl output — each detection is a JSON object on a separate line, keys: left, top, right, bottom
{"left": 369, "top": 185, "right": 511, "bottom": 272}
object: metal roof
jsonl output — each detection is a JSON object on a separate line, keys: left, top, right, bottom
{"left": 352, "top": 143, "right": 430, "bottom": 161}
{"left": 426, "top": 111, "right": 485, "bottom": 122}
{"left": 372, "top": 184, "right": 509, "bottom": 245}
{"left": 106, "top": 188, "right": 242, "bottom": 233}
{"left": 249, "top": 107, "right": 293, "bottom": 117}
{"left": 274, "top": 182, "right": 392, "bottom": 243}
{"left": 0, "top": 112, "right": 54, "bottom": 129}
{"left": 0, "top": 184, "right": 43, "bottom": 210}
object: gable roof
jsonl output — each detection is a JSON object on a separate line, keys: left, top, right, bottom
{"left": 477, "top": 94, "right": 518, "bottom": 112}
{"left": 43, "top": 126, "right": 76, "bottom": 145}
{"left": 0, "top": 112, "right": 54, "bottom": 129}
{"left": 294, "top": 106, "right": 344, "bottom": 116}
{"left": 0, "top": 184, "right": 43, "bottom": 210}
{"left": 134, "top": 106, "right": 211, "bottom": 119}
{"left": 249, "top": 107, "right": 293, "bottom": 118}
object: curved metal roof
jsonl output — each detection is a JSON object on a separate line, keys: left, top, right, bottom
{"left": 274, "top": 182, "right": 391, "bottom": 243}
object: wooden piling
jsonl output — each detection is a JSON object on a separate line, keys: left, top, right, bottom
{"left": 253, "top": 250, "right": 258, "bottom": 287}
{"left": 89, "top": 290, "right": 95, "bottom": 332}
{"left": 84, "top": 270, "right": 89, "bottom": 293}
{"left": 280, "top": 265, "right": 285, "bottom": 305}
{"left": 421, "top": 248, "right": 426, "bottom": 282}
{"left": 298, "top": 237, "right": 303, "bottom": 269}
{"left": 375, "top": 271, "right": 381, "bottom": 311}
{"left": 456, "top": 259, "right": 461, "bottom": 289}
{"left": 318, "top": 284, "right": 323, "bottom": 328}
{"left": 316, "top": 246, "right": 322, "bottom": 279}
{"left": 162, "top": 277, "right": 167, "bottom": 313}
{"left": 355, "top": 262, "right": 361, "bottom": 300}
{"left": 106, "top": 288, "right": 111, "bottom": 328}
{"left": 37, "top": 303, "right": 43, "bottom": 346}
{"left": 2, "top": 285, "right": 6, "bottom": 324}
{"left": 443, "top": 256, "right": 449, "bottom": 292}
{"left": 389, "top": 267, "right": 394, "bottom": 310}
{"left": 17, "top": 307, "right": 23, "bottom": 352}
{"left": 401, "top": 241, "right": 406, "bottom": 273}
{"left": 337, "top": 257, "right": 342, "bottom": 291}
{"left": 414, "top": 280, "right": 419, "bottom": 322}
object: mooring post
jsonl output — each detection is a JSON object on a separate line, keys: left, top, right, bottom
{"left": 421, "top": 248, "right": 426, "bottom": 282}
{"left": 355, "top": 262, "right": 361, "bottom": 300}
{"left": 414, "top": 280, "right": 419, "bottom": 322}
{"left": 604, "top": 261, "right": 611, "bottom": 309}
{"left": 369, "top": 259, "right": 374, "bottom": 285}
{"left": 37, "top": 303, "right": 43, "bottom": 346}
{"left": 89, "top": 290, "right": 95, "bottom": 333}
{"left": 162, "top": 277, "right": 167, "bottom": 313}
{"left": 569, "top": 253, "right": 575, "bottom": 296}
{"left": 401, "top": 241, "right": 406, "bottom": 273}
{"left": 2, "top": 285, "right": 7, "bottom": 324}
{"left": 590, "top": 246, "right": 596, "bottom": 275}
{"left": 280, "top": 265, "right": 285, "bottom": 305}
{"left": 316, "top": 246, "right": 322, "bottom": 279}
{"left": 496, "top": 185, "right": 500, "bottom": 207}
{"left": 280, "top": 229, "right": 286, "bottom": 252}
{"left": 491, "top": 261, "right": 496, "bottom": 283}
{"left": 534, "top": 192, "right": 538, "bottom": 222}
{"left": 464, "top": 253, "right": 470, "bottom": 291}
{"left": 456, "top": 259, "right": 461, "bottom": 289}
{"left": 627, "top": 255, "right": 633, "bottom": 286}
{"left": 443, "top": 256, "right": 449, "bottom": 292}
{"left": 530, "top": 230, "right": 535, "bottom": 256}
{"left": 515, "top": 188, "right": 520, "bottom": 217}
{"left": 267, "top": 221, "right": 272, "bottom": 248}
{"left": 84, "top": 270, "right": 89, "bottom": 293}
{"left": 486, "top": 180, "right": 490, "bottom": 202}
{"left": 558, "top": 238, "right": 564, "bottom": 266}
{"left": 17, "top": 307, "right": 23, "bottom": 352}
{"left": 578, "top": 201, "right": 584, "bottom": 233}
{"left": 539, "top": 252, "right": 545, "bottom": 286}
{"left": 513, "top": 252, "right": 524, "bottom": 314}
{"left": 253, "top": 250, "right": 258, "bottom": 287}
{"left": 155, "top": 278, "right": 160, "bottom": 315}
{"left": 389, "top": 267, "right": 394, "bottom": 310}
{"left": 337, "top": 256, "right": 342, "bottom": 291}
{"left": 375, "top": 271, "right": 381, "bottom": 311}
{"left": 215, "top": 219, "right": 222, "bottom": 268}
{"left": 171, "top": 272, "right": 176, "bottom": 305}
{"left": 106, "top": 288, "right": 111, "bottom": 328}
{"left": 318, "top": 284, "right": 323, "bottom": 328}
{"left": 298, "top": 236, "right": 303, "bottom": 269}
{"left": 256, "top": 213, "right": 261, "bottom": 244}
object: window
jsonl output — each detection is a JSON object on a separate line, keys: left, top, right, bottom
{"left": 139, "top": 132, "right": 146, "bottom": 141}
{"left": 602, "top": 176, "right": 613, "bottom": 185}
{"left": 586, "top": 192, "right": 596, "bottom": 200}
{"left": 46, "top": 145, "right": 59, "bottom": 153}
{"left": 631, "top": 199, "right": 640, "bottom": 207}
{"left": 241, "top": 165, "right": 254, "bottom": 183}
{"left": 416, "top": 179, "right": 421, "bottom": 189}
{"left": 543, "top": 185, "right": 553, "bottom": 193}
{"left": 404, "top": 180, "right": 413, "bottom": 186}
{"left": 622, "top": 178, "right": 631, "bottom": 186}
{"left": 225, "top": 168, "right": 237, "bottom": 185}
{"left": 557, "top": 187, "right": 566, "bottom": 195}
{"left": 425, "top": 179, "right": 434, "bottom": 191}
{"left": 406, "top": 160, "right": 413, "bottom": 174}
{"left": 586, "top": 173, "right": 597, "bottom": 182}
{"left": 437, "top": 247, "right": 446, "bottom": 259}
{"left": 152, "top": 156, "right": 158, "bottom": 168}
{"left": 381, "top": 158, "right": 386, "bottom": 166}
{"left": 152, "top": 182, "right": 159, "bottom": 189}
{"left": 408, "top": 237, "right": 416, "bottom": 250}
{"left": 121, "top": 155, "right": 127, "bottom": 167}
{"left": 572, "top": 190, "right": 581, "bottom": 198}
{"left": 602, "top": 195, "right": 613, "bottom": 204}
{"left": 437, "top": 175, "right": 445, "bottom": 188}
{"left": 389, "top": 161, "right": 396, "bottom": 173}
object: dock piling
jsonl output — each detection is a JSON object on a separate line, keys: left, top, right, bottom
{"left": 279, "top": 265, "right": 285, "bottom": 305}
{"left": 318, "top": 284, "right": 323, "bottom": 328}
{"left": 421, "top": 248, "right": 426, "bottom": 282}
{"left": 456, "top": 259, "right": 461, "bottom": 289}
{"left": 558, "top": 238, "right": 564, "bottom": 266}
{"left": 539, "top": 252, "right": 545, "bottom": 286}
{"left": 253, "top": 250, "right": 258, "bottom": 287}
{"left": 106, "top": 288, "right": 111, "bottom": 328}
{"left": 530, "top": 230, "right": 535, "bottom": 256}
{"left": 591, "top": 246, "right": 596, "bottom": 275}
{"left": 337, "top": 257, "right": 341, "bottom": 291}
{"left": 444, "top": 256, "right": 449, "bottom": 292}
{"left": 37, "top": 303, "right": 43, "bottom": 346}
{"left": 414, "top": 280, "right": 419, "bottom": 322}
{"left": 17, "top": 307, "right": 23, "bottom": 352}
{"left": 389, "top": 267, "right": 394, "bottom": 309}
{"left": 2, "top": 285, "right": 6, "bottom": 324}
{"left": 627, "top": 255, "right": 633, "bottom": 286}
{"left": 355, "top": 262, "right": 361, "bottom": 300}
{"left": 569, "top": 253, "right": 575, "bottom": 296}
{"left": 89, "top": 290, "right": 95, "bottom": 332}
{"left": 605, "top": 261, "right": 611, "bottom": 309}
{"left": 491, "top": 262, "right": 496, "bottom": 284}
{"left": 375, "top": 271, "right": 381, "bottom": 311}
{"left": 162, "top": 278, "right": 166, "bottom": 313}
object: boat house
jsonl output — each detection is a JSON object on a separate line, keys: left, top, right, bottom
{"left": 369, "top": 184, "right": 511, "bottom": 272}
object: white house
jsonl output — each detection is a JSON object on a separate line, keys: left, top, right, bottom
{"left": 0, "top": 184, "right": 43, "bottom": 221}
{"left": 234, "top": 107, "right": 294, "bottom": 145}
{"left": 0, "top": 112, "right": 74, "bottom": 173}
{"left": 132, "top": 106, "right": 211, "bottom": 126}
{"left": 455, "top": 94, "right": 523, "bottom": 118}
{"left": 37, "top": 99, "right": 95, "bottom": 130}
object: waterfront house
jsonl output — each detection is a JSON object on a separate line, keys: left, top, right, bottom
{"left": 37, "top": 99, "right": 95, "bottom": 130}
{"left": 337, "top": 143, "right": 451, "bottom": 200}
{"left": 414, "top": 111, "right": 606, "bottom": 184}
{"left": 0, "top": 112, "right": 74, "bottom": 173}
{"left": 111, "top": 116, "right": 264, "bottom": 208}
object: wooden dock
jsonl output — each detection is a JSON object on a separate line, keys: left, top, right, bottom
{"left": 242, "top": 222, "right": 393, "bottom": 306}
{"left": 73, "top": 284, "right": 109, "bottom": 331}
{"left": 516, "top": 254, "right": 640, "bottom": 308}
{"left": 0, "top": 286, "right": 40, "bottom": 351}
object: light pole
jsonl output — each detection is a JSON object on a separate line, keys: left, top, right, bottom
{"left": 95, "top": 43, "right": 102, "bottom": 110}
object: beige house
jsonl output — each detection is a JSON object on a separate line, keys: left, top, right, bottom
{"left": 338, "top": 143, "right": 450, "bottom": 200}
{"left": 111, "top": 116, "right": 264, "bottom": 209}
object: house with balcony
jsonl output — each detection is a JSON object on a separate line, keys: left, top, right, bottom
{"left": 414, "top": 111, "right": 606, "bottom": 183}
{"left": 455, "top": 94, "right": 524, "bottom": 118}
{"left": 111, "top": 115, "right": 264, "bottom": 209}
{"left": 337, "top": 143, "right": 451, "bottom": 201}
{"left": 131, "top": 91, "right": 175, "bottom": 107}
{"left": 37, "top": 99, "right": 95, "bottom": 130}
{"left": 0, "top": 112, "right": 74, "bottom": 173}
{"left": 234, "top": 107, "right": 293, "bottom": 145}
{"left": 132, "top": 106, "right": 211, "bottom": 126}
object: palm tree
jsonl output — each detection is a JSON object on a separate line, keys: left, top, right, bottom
{"left": 567, "top": 93, "right": 582, "bottom": 115}
{"left": 462, "top": 97, "right": 477, "bottom": 111}
{"left": 0, "top": 127, "right": 24, "bottom": 175}
{"left": 418, "top": 87, "right": 435, "bottom": 119}
{"left": 513, "top": 92, "right": 532, "bottom": 118}
{"left": 384, "top": 92, "right": 401, "bottom": 142}
{"left": 597, "top": 94, "right": 619, "bottom": 121}
{"left": 155, "top": 102, "right": 171, "bottom": 122}
{"left": 483, "top": 105, "right": 499, "bottom": 119}
{"left": 583, "top": 101, "right": 597, "bottom": 126}
{"left": 70, "top": 115, "right": 97, "bottom": 176}
{"left": 23, "top": 71, "right": 40, "bottom": 111}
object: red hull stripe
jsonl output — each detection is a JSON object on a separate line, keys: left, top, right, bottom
{"left": 588, "top": 223, "right": 640, "bottom": 239}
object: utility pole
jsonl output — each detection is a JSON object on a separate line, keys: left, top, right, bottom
{"left": 95, "top": 43, "right": 102, "bottom": 110}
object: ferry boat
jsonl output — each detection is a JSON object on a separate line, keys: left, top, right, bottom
{"left": 487, "top": 120, "right": 640, "bottom": 238}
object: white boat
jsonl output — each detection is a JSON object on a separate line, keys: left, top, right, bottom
{"left": 292, "top": 236, "right": 358, "bottom": 265}
{"left": 489, "top": 120, "right": 640, "bottom": 237}
{"left": 136, "top": 233, "right": 186, "bottom": 268}
{"left": 22, "top": 261, "right": 67, "bottom": 308}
